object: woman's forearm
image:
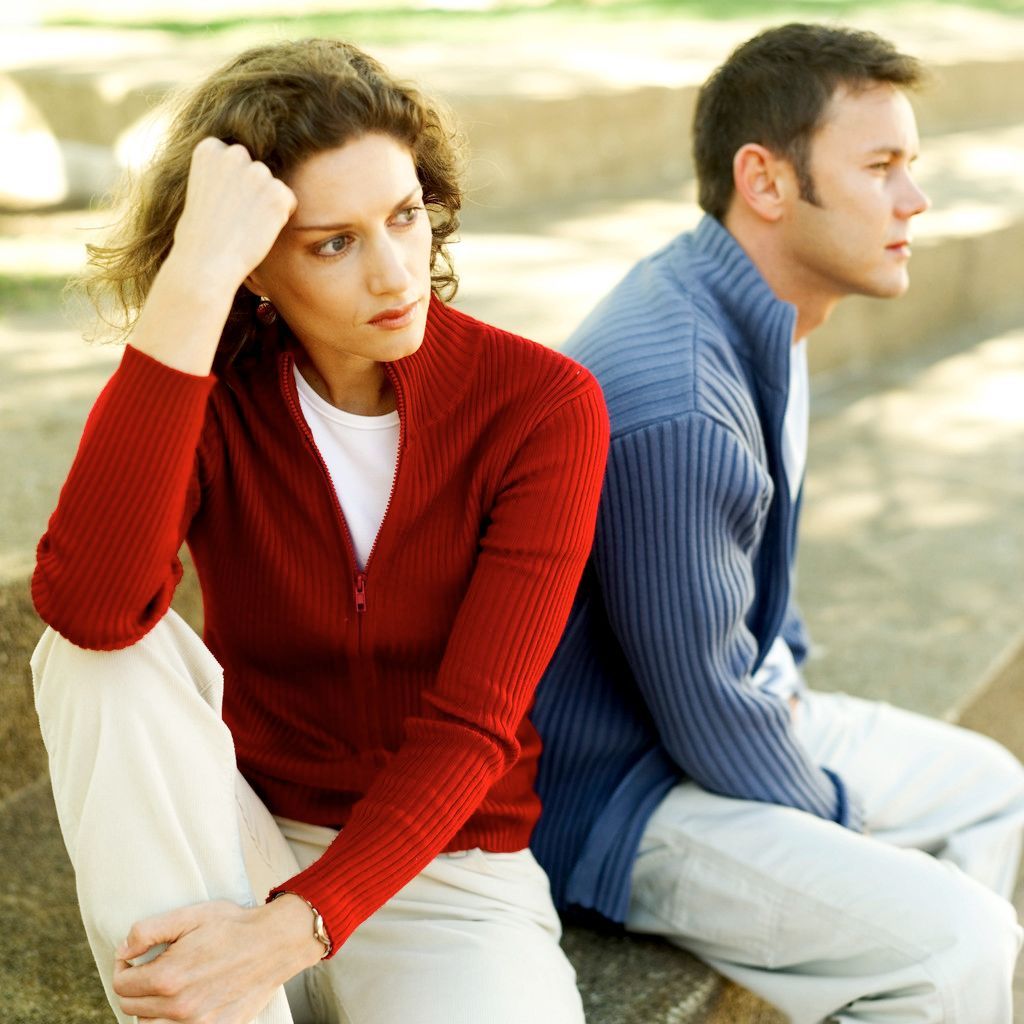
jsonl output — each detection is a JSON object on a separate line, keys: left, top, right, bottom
{"left": 127, "top": 251, "right": 236, "bottom": 377}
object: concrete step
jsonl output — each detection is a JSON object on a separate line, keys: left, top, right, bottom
{"left": 12, "top": 50, "right": 1024, "bottom": 209}
{"left": 0, "top": 567, "right": 778, "bottom": 1024}
{"left": 0, "top": 759, "right": 780, "bottom": 1024}
{"left": 801, "top": 322, "right": 1024, "bottom": 721}
{"left": 3, "top": 8, "right": 1024, "bottom": 209}
{"left": 3, "top": 115, "right": 1023, "bottom": 399}
{"left": 0, "top": 775, "right": 111, "bottom": 1024}
{"left": 453, "top": 119, "right": 1024, "bottom": 375}
{"left": 4, "top": 16, "right": 1023, "bottom": 389}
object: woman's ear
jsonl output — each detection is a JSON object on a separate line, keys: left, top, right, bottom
{"left": 242, "top": 273, "right": 264, "bottom": 298}
{"left": 731, "top": 143, "right": 792, "bottom": 223}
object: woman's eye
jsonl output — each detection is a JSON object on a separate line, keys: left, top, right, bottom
{"left": 395, "top": 206, "right": 422, "bottom": 225}
{"left": 315, "top": 236, "right": 351, "bottom": 257}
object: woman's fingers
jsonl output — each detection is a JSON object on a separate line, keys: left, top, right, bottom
{"left": 116, "top": 904, "right": 193, "bottom": 963}
{"left": 111, "top": 900, "right": 287, "bottom": 1024}
{"left": 173, "top": 137, "right": 297, "bottom": 292}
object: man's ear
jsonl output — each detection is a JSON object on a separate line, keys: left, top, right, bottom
{"left": 732, "top": 143, "right": 793, "bottom": 223}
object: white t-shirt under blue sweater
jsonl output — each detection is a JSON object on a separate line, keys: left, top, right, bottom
{"left": 753, "top": 337, "right": 808, "bottom": 702}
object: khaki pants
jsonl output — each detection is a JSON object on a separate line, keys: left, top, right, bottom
{"left": 628, "top": 691, "right": 1024, "bottom": 1023}
{"left": 32, "top": 609, "right": 584, "bottom": 1024}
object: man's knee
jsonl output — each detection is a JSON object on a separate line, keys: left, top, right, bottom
{"left": 910, "top": 873, "right": 1020, "bottom": 1021}
{"left": 973, "top": 731, "right": 1024, "bottom": 794}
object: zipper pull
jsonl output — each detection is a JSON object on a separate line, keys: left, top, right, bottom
{"left": 354, "top": 573, "right": 367, "bottom": 613}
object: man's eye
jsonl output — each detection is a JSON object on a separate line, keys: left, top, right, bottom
{"left": 316, "top": 236, "right": 350, "bottom": 256}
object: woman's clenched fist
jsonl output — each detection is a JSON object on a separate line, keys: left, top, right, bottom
{"left": 172, "top": 138, "right": 298, "bottom": 295}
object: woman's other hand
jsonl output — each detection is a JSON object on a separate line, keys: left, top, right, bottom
{"left": 111, "top": 895, "right": 323, "bottom": 1023}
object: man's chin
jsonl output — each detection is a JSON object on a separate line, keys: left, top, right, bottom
{"left": 861, "top": 273, "right": 911, "bottom": 300}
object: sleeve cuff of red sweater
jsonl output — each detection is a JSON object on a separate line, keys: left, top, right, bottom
{"left": 122, "top": 342, "right": 218, "bottom": 393}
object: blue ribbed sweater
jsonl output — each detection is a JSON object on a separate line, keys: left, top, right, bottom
{"left": 530, "top": 215, "right": 865, "bottom": 924}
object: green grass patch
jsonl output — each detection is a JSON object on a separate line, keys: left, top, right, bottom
{"left": 42, "top": 0, "right": 1024, "bottom": 43}
{"left": 0, "top": 275, "right": 72, "bottom": 316}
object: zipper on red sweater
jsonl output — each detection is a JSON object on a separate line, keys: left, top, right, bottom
{"left": 279, "top": 354, "right": 407, "bottom": 618}
{"left": 359, "top": 361, "right": 407, "bottom": 585}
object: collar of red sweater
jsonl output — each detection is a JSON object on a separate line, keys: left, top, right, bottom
{"left": 272, "top": 295, "right": 486, "bottom": 438}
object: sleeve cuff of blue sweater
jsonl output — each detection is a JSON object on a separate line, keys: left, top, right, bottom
{"left": 823, "top": 768, "right": 866, "bottom": 833}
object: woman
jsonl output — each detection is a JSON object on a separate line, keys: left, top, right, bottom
{"left": 31, "top": 39, "right": 607, "bottom": 1024}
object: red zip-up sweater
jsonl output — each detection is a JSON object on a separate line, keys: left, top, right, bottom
{"left": 33, "top": 297, "right": 609, "bottom": 952}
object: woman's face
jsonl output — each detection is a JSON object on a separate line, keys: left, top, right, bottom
{"left": 249, "top": 132, "right": 433, "bottom": 372}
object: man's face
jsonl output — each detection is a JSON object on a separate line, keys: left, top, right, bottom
{"left": 781, "top": 83, "right": 929, "bottom": 303}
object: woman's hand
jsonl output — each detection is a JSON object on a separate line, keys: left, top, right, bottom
{"left": 170, "top": 138, "right": 297, "bottom": 299}
{"left": 129, "top": 138, "right": 297, "bottom": 376}
{"left": 111, "top": 895, "right": 324, "bottom": 1023}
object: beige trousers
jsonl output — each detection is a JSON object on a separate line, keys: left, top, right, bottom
{"left": 32, "top": 609, "right": 584, "bottom": 1024}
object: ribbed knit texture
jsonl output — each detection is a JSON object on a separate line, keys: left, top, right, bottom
{"left": 33, "top": 297, "right": 609, "bottom": 952}
{"left": 531, "top": 215, "right": 865, "bottom": 924}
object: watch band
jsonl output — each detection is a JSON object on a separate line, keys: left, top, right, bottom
{"left": 273, "top": 891, "right": 332, "bottom": 959}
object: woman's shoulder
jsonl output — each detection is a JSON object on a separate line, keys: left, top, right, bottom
{"left": 434, "top": 301, "right": 602, "bottom": 407}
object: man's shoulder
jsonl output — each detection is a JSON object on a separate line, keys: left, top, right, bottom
{"left": 564, "top": 240, "right": 754, "bottom": 440}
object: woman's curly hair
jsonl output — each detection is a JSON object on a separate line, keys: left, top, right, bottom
{"left": 83, "top": 38, "right": 464, "bottom": 365}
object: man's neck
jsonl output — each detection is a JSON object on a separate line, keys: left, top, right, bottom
{"left": 721, "top": 212, "right": 839, "bottom": 341}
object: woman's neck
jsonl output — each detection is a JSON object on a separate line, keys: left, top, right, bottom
{"left": 295, "top": 350, "right": 395, "bottom": 416}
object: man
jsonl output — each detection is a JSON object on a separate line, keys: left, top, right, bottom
{"left": 531, "top": 23, "right": 1024, "bottom": 1023}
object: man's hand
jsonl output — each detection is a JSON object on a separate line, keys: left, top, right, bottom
{"left": 112, "top": 895, "right": 324, "bottom": 1023}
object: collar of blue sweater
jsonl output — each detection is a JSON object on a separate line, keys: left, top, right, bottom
{"left": 674, "top": 215, "right": 797, "bottom": 397}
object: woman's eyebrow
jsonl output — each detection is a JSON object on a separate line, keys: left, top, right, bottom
{"left": 290, "top": 188, "right": 423, "bottom": 232}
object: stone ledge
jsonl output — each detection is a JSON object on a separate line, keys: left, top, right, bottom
{"left": 0, "top": 569, "right": 759, "bottom": 1022}
{"left": 0, "top": 775, "right": 110, "bottom": 1024}
{"left": 0, "top": 773, "right": 775, "bottom": 1024}
{"left": 4, "top": 46, "right": 1024, "bottom": 210}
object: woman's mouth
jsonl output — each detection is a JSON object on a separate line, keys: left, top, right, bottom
{"left": 369, "top": 300, "right": 419, "bottom": 329}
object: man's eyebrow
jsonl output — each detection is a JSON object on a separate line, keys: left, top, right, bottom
{"left": 290, "top": 188, "right": 424, "bottom": 232}
{"left": 864, "top": 146, "right": 916, "bottom": 159}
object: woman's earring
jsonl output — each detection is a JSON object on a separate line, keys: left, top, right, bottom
{"left": 256, "top": 296, "right": 277, "bottom": 325}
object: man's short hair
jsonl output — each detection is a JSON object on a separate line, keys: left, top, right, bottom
{"left": 693, "top": 23, "right": 923, "bottom": 220}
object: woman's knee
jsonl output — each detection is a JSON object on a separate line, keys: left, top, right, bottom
{"left": 33, "top": 610, "right": 221, "bottom": 721}
{"left": 32, "top": 610, "right": 225, "bottom": 773}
